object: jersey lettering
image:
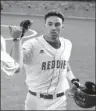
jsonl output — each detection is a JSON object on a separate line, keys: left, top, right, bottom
{"left": 61, "top": 60, "right": 66, "bottom": 69}
{"left": 51, "top": 60, "right": 55, "bottom": 69}
{"left": 57, "top": 60, "right": 60, "bottom": 68}
{"left": 42, "top": 62, "right": 46, "bottom": 70}
{"left": 42, "top": 60, "right": 66, "bottom": 70}
{"left": 47, "top": 61, "right": 51, "bottom": 70}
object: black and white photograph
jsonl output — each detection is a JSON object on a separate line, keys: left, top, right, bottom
{"left": 1, "top": 0, "right": 95, "bottom": 110}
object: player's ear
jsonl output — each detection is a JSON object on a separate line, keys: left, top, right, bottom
{"left": 44, "top": 23, "right": 46, "bottom": 28}
{"left": 62, "top": 25, "right": 64, "bottom": 30}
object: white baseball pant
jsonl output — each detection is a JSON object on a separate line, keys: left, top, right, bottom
{"left": 24, "top": 91, "right": 67, "bottom": 110}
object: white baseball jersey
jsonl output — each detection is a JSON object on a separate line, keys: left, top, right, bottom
{"left": 1, "top": 36, "right": 19, "bottom": 76}
{"left": 1, "top": 51, "right": 19, "bottom": 76}
{"left": 1, "top": 36, "right": 6, "bottom": 51}
{"left": 22, "top": 35, "right": 72, "bottom": 94}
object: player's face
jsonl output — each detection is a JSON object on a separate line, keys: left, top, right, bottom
{"left": 44, "top": 16, "right": 64, "bottom": 41}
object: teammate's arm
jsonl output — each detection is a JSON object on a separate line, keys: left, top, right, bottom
{"left": 1, "top": 36, "right": 20, "bottom": 75}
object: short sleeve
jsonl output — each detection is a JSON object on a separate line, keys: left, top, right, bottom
{"left": 63, "top": 38, "right": 72, "bottom": 62}
{"left": 1, "top": 36, "right": 6, "bottom": 51}
{"left": 67, "top": 40, "right": 72, "bottom": 62}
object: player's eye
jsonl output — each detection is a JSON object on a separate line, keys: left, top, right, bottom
{"left": 48, "top": 22, "right": 53, "bottom": 26}
{"left": 55, "top": 22, "right": 61, "bottom": 27}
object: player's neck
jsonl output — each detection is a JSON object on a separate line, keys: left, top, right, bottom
{"left": 43, "top": 34, "right": 61, "bottom": 49}
{"left": 43, "top": 34, "right": 59, "bottom": 43}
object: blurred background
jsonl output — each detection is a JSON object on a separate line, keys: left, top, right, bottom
{"left": 1, "top": 0, "right": 95, "bottom": 110}
{"left": 1, "top": 0, "right": 95, "bottom": 19}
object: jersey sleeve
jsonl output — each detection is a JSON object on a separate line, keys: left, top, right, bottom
{"left": 1, "top": 51, "right": 19, "bottom": 76}
{"left": 1, "top": 36, "right": 6, "bottom": 51}
{"left": 22, "top": 39, "right": 33, "bottom": 65}
{"left": 63, "top": 38, "right": 72, "bottom": 62}
{"left": 67, "top": 40, "right": 72, "bottom": 62}
{"left": 65, "top": 40, "right": 75, "bottom": 80}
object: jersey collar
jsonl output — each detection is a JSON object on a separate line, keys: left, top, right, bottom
{"left": 37, "top": 35, "right": 65, "bottom": 56}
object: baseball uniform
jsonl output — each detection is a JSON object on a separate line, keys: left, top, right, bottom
{"left": 22, "top": 35, "right": 72, "bottom": 110}
{"left": 1, "top": 36, "right": 19, "bottom": 76}
{"left": 1, "top": 36, "right": 6, "bottom": 51}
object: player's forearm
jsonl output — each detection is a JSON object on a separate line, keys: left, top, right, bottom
{"left": 12, "top": 39, "right": 23, "bottom": 69}
{"left": 67, "top": 70, "right": 80, "bottom": 88}
{"left": 66, "top": 63, "right": 76, "bottom": 81}
{"left": 12, "top": 39, "right": 21, "bottom": 61}
{"left": 66, "top": 63, "right": 81, "bottom": 88}
{"left": 67, "top": 69, "right": 76, "bottom": 81}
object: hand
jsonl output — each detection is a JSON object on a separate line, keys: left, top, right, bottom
{"left": 71, "top": 78, "right": 83, "bottom": 88}
{"left": 68, "top": 83, "right": 83, "bottom": 98}
{"left": 73, "top": 81, "right": 82, "bottom": 88}
{"left": 20, "top": 20, "right": 33, "bottom": 38}
{"left": 20, "top": 20, "right": 33, "bottom": 30}
{"left": 68, "top": 78, "right": 83, "bottom": 97}
{"left": 9, "top": 26, "right": 22, "bottom": 39}
{"left": 68, "top": 85, "right": 78, "bottom": 97}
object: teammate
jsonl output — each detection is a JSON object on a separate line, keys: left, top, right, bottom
{"left": 8, "top": 10, "right": 81, "bottom": 110}
{"left": 1, "top": 36, "right": 6, "bottom": 51}
{"left": 1, "top": 36, "right": 19, "bottom": 76}
{"left": 1, "top": 3, "right": 19, "bottom": 76}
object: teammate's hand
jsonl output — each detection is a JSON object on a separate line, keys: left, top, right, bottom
{"left": 20, "top": 20, "right": 33, "bottom": 38}
{"left": 9, "top": 26, "right": 22, "bottom": 39}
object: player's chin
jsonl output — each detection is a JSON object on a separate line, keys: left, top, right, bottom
{"left": 51, "top": 33, "right": 58, "bottom": 38}
{"left": 51, "top": 35, "right": 58, "bottom": 40}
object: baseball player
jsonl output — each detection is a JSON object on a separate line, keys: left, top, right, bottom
{"left": 8, "top": 10, "right": 81, "bottom": 110}
{"left": 1, "top": 20, "right": 32, "bottom": 76}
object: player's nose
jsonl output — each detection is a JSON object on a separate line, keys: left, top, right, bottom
{"left": 51, "top": 24, "right": 56, "bottom": 30}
